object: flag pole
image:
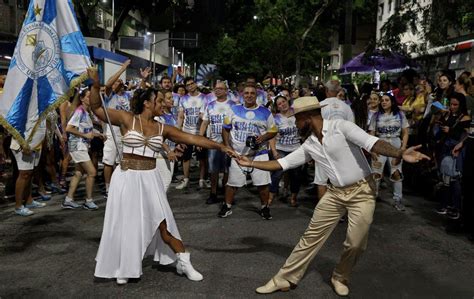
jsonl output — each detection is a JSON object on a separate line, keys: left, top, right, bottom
{"left": 99, "top": 92, "right": 122, "bottom": 162}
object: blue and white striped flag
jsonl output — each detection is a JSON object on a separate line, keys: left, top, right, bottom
{"left": 0, "top": 0, "right": 91, "bottom": 149}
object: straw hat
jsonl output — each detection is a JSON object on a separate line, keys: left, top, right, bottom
{"left": 288, "top": 96, "right": 326, "bottom": 116}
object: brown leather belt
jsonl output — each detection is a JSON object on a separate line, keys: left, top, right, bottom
{"left": 120, "top": 158, "right": 156, "bottom": 170}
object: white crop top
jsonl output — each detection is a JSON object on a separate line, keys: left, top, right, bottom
{"left": 122, "top": 116, "right": 164, "bottom": 158}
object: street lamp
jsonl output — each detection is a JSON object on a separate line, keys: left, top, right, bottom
{"left": 102, "top": 0, "right": 115, "bottom": 32}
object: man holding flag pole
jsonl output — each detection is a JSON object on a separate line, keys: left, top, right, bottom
{"left": 0, "top": 0, "right": 92, "bottom": 216}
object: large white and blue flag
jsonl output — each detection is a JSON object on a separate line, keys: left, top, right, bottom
{"left": 0, "top": 0, "right": 91, "bottom": 149}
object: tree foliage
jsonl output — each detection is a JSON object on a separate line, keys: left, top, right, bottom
{"left": 186, "top": 0, "right": 377, "bottom": 84}
{"left": 186, "top": 0, "right": 336, "bottom": 83}
{"left": 379, "top": 0, "right": 474, "bottom": 54}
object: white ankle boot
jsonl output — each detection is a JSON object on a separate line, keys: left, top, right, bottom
{"left": 176, "top": 252, "right": 203, "bottom": 281}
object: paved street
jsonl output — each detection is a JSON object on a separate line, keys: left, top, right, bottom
{"left": 0, "top": 178, "right": 473, "bottom": 298}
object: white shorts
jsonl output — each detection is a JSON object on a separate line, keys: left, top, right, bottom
{"left": 12, "top": 149, "right": 41, "bottom": 171}
{"left": 102, "top": 138, "right": 122, "bottom": 166}
{"left": 70, "top": 150, "right": 91, "bottom": 163}
{"left": 227, "top": 154, "right": 271, "bottom": 187}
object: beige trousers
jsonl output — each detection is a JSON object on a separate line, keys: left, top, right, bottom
{"left": 275, "top": 177, "right": 376, "bottom": 285}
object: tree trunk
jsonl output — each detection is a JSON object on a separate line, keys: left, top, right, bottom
{"left": 72, "top": 0, "right": 91, "bottom": 36}
{"left": 295, "top": 44, "right": 302, "bottom": 87}
{"left": 109, "top": 3, "right": 133, "bottom": 44}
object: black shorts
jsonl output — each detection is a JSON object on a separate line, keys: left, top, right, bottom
{"left": 181, "top": 145, "right": 207, "bottom": 161}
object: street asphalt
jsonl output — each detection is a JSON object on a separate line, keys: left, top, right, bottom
{"left": 0, "top": 178, "right": 473, "bottom": 298}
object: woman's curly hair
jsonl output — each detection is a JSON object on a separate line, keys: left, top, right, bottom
{"left": 131, "top": 88, "right": 156, "bottom": 114}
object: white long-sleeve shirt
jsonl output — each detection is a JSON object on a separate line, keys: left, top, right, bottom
{"left": 278, "top": 119, "right": 378, "bottom": 188}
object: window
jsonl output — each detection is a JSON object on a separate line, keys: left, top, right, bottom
{"left": 378, "top": 3, "right": 384, "bottom": 20}
{"left": 388, "top": 0, "right": 392, "bottom": 12}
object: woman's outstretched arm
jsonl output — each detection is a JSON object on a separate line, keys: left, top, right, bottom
{"left": 88, "top": 68, "right": 131, "bottom": 127}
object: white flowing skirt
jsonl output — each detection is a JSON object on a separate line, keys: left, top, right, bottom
{"left": 94, "top": 165, "right": 181, "bottom": 279}
{"left": 156, "top": 154, "right": 174, "bottom": 192}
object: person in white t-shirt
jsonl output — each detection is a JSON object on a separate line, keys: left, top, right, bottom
{"left": 10, "top": 118, "right": 47, "bottom": 216}
{"left": 269, "top": 95, "right": 301, "bottom": 207}
{"left": 320, "top": 80, "right": 355, "bottom": 122}
{"left": 236, "top": 96, "right": 429, "bottom": 296}
{"left": 219, "top": 84, "right": 278, "bottom": 220}
{"left": 63, "top": 89, "right": 103, "bottom": 210}
{"left": 175, "top": 77, "right": 208, "bottom": 190}
{"left": 199, "top": 80, "right": 236, "bottom": 204}
{"left": 155, "top": 91, "right": 179, "bottom": 191}
{"left": 369, "top": 93, "right": 409, "bottom": 211}
{"left": 315, "top": 80, "right": 355, "bottom": 201}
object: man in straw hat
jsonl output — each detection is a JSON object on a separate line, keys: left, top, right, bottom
{"left": 236, "top": 96, "right": 429, "bottom": 296}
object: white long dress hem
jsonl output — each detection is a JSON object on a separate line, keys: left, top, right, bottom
{"left": 94, "top": 165, "right": 181, "bottom": 279}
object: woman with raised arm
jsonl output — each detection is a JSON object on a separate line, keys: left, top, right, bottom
{"left": 87, "top": 68, "right": 235, "bottom": 285}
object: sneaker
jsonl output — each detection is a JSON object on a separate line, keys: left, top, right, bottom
{"left": 83, "top": 201, "right": 99, "bottom": 210}
{"left": 15, "top": 206, "right": 34, "bottom": 216}
{"left": 393, "top": 202, "right": 405, "bottom": 212}
{"left": 218, "top": 204, "right": 232, "bottom": 218}
{"left": 37, "top": 192, "right": 52, "bottom": 201}
{"left": 435, "top": 207, "right": 448, "bottom": 215}
{"left": 199, "top": 179, "right": 211, "bottom": 189}
{"left": 206, "top": 194, "right": 220, "bottom": 205}
{"left": 176, "top": 179, "right": 189, "bottom": 190}
{"left": 61, "top": 200, "right": 81, "bottom": 209}
{"left": 25, "top": 200, "right": 46, "bottom": 209}
{"left": 50, "top": 183, "right": 66, "bottom": 194}
{"left": 260, "top": 206, "right": 272, "bottom": 220}
{"left": 447, "top": 210, "right": 460, "bottom": 220}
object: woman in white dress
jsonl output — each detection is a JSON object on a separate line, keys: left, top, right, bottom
{"left": 87, "top": 68, "right": 235, "bottom": 285}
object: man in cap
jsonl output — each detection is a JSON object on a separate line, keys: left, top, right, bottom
{"left": 237, "top": 96, "right": 429, "bottom": 296}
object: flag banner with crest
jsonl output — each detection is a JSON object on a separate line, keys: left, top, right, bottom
{"left": 0, "top": 0, "right": 91, "bottom": 150}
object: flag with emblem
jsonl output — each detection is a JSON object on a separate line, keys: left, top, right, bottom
{"left": 0, "top": 0, "right": 91, "bottom": 149}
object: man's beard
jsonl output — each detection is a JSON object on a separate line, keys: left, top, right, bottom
{"left": 298, "top": 122, "right": 312, "bottom": 141}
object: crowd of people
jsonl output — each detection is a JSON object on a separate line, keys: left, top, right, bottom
{"left": 1, "top": 62, "right": 473, "bottom": 226}
{"left": 0, "top": 61, "right": 473, "bottom": 290}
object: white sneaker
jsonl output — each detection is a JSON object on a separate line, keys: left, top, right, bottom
{"left": 15, "top": 206, "right": 34, "bottom": 216}
{"left": 199, "top": 179, "right": 211, "bottom": 189}
{"left": 25, "top": 200, "right": 46, "bottom": 209}
{"left": 176, "top": 178, "right": 189, "bottom": 190}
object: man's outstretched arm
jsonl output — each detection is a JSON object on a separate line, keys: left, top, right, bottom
{"left": 236, "top": 144, "right": 311, "bottom": 171}
{"left": 236, "top": 156, "right": 283, "bottom": 171}
{"left": 371, "top": 140, "right": 404, "bottom": 158}
{"left": 371, "top": 141, "right": 430, "bottom": 163}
